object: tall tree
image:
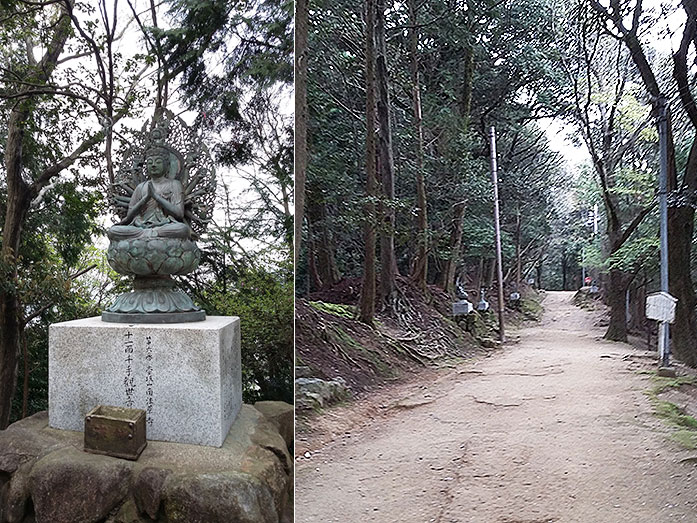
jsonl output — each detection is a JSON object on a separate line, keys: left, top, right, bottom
{"left": 0, "top": 0, "right": 144, "bottom": 427}
{"left": 557, "top": 7, "right": 654, "bottom": 341}
{"left": 376, "top": 0, "right": 397, "bottom": 307}
{"left": 589, "top": 0, "right": 697, "bottom": 361}
{"left": 407, "top": 0, "right": 428, "bottom": 292}
{"left": 358, "top": 0, "right": 377, "bottom": 324}
{"left": 295, "top": 0, "right": 308, "bottom": 267}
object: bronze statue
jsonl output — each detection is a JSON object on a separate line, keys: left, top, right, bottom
{"left": 102, "top": 110, "right": 216, "bottom": 323}
{"left": 108, "top": 145, "right": 191, "bottom": 241}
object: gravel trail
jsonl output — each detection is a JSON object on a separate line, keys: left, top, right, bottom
{"left": 296, "top": 291, "right": 697, "bottom": 522}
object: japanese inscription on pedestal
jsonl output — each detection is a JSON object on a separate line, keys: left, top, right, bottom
{"left": 123, "top": 331, "right": 136, "bottom": 407}
{"left": 121, "top": 331, "right": 155, "bottom": 423}
{"left": 145, "top": 335, "right": 154, "bottom": 426}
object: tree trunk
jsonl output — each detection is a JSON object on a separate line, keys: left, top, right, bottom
{"left": 604, "top": 268, "right": 629, "bottom": 342}
{"left": 408, "top": 0, "right": 428, "bottom": 291}
{"left": 294, "top": 0, "right": 308, "bottom": 268}
{"left": 316, "top": 229, "right": 341, "bottom": 288}
{"left": 358, "top": 0, "right": 377, "bottom": 325}
{"left": 515, "top": 210, "right": 522, "bottom": 290}
{"left": 485, "top": 258, "right": 495, "bottom": 289}
{"left": 438, "top": 202, "right": 466, "bottom": 295}
{"left": 667, "top": 133, "right": 697, "bottom": 366}
{"left": 376, "top": 0, "right": 397, "bottom": 306}
{"left": 305, "top": 218, "right": 324, "bottom": 292}
{"left": 473, "top": 257, "right": 484, "bottom": 298}
{"left": 668, "top": 206, "right": 697, "bottom": 366}
{"left": 0, "top": 107, "right": 33, "bottom": 428}
{"left": 306, "top": 198, "right": 341, "bottom": 288}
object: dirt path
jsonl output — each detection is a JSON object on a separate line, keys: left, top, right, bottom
{"left": 295, "top": 291, "right": 697, "bottom": 522}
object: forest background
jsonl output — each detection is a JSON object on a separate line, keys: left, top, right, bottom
{"left": 294, "top": 0, "right": 697, "bottom": 371}
{"left": 0, "top": 0, "right": 294, "bottom": 429}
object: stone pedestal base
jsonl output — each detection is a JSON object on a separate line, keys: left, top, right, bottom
{"left": 0, "top": 407, "right": 292, "bottom": 523}
{"left": 48, "top": 316, "right": 240, "bottom": 447}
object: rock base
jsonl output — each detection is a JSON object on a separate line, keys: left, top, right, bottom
{"left": 658, "top": 366, "right": 677, "bottom": 378}
{"left": 295, "top": 377, "right": 350, "bottom": 410}
{"left": 0, "top": 406, "right": 292, "bottom": 523}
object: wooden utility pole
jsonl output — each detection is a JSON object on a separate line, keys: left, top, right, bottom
{"left": 489, "top": 126, "right": 505, "bottom": 342}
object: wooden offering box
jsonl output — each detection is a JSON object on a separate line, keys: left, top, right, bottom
{"left": 84, "top": 405, "right": 147, "bottom": 460}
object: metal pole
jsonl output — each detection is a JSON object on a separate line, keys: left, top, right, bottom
{"left": 489, "top": 126, "right": 505, "bottom": 343}
{"left": 593, "top": 203, "right": 599, "bottom": 236}
{"left": 657, "top": 96, "right": 671, "bottom": 367}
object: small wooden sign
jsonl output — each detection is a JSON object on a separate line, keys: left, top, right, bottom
{"left": 646, "top": 291, "right": 678, "bottom": 324}
{"left": 84, "top": 405, "right": 147, "bottom": 460}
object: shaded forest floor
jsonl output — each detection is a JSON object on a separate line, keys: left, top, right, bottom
{"left": 295, "top": 277, "right": 543, "bottom": 454}
{"left": 295, "top": 291, "right": 697, "bottom": 522}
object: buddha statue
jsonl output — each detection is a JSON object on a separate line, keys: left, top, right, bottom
{"left": 107, "top": 145, "right": 191, "bottom": 241}
{"left": 102, "top": 110, "right": 216, "bottom": 323}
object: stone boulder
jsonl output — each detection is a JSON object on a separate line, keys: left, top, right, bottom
{"left": 294, "top": 366, "right": 312, "bottom": 378}
{"left": 253, "top": 401, "right": 293, "bottom": 450}
{"left": 30, "top": 447, "right": 132, "bottom": 523}
{"left": 0, "top": 405, "right": 292, "bottom": 523}
{"left": 295, "top": 377, "right": 350, "bottom": 410}
{"left": 463, "top": 311, "right": 490, "bottom": 340}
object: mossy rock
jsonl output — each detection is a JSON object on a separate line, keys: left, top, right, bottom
{"left": 520, "top": 297, "right": 543, "bottom": 321}
{"left": 307, "top": 301, "right": 356, "bottom": 318}
{"left": 464, "top": 312, "right": 490, "bottom": 339}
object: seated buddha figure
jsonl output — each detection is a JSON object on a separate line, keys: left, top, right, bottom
{"left": 107, "top": 145, "right": 191, "bottom": 241}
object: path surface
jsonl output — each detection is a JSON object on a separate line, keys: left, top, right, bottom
{"left": 295, "top": 291, "right": 697, "bottom": 522}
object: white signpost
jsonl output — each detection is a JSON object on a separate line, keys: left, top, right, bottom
{"left": 646, "top": 291, "right": 677, "bottom": 324}
{"left": 646, "top": 291, "right": 678, "bottom": 364}
{"left": 452, "top": 300, "right": 474, "bottom": 316}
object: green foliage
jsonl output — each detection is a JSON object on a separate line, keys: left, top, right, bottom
{"left": 606, "top": 234, "right": 658, "bottom": 272}
{"left": 671, "top": 430, "right": 697, "bottom": 450}
{"left": 301, "top": 0, "right": 570, "bottom": 293}
{"left": 644, "top": 375, "right": 697, "bottom": 450}
{"left": 5, "top": 178, "right": 115, "bottom": 423}
{"left": 654, "top": 400, "right": 697, "bottom": 429}
{"left": 650, "top": 375, "right": 697, "bottom": 394}
{"left": 197, "top": 257, "right": 293, "bottom": 403}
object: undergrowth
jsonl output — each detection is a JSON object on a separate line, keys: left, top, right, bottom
{"left": 646, "top": 375, "right": 697, "bottom": 449}
{"left": 520, "top": 297, "right": 543, "bottom": 321}
{"left": 308, "top": 301, "right": 355, "bottom": 318}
